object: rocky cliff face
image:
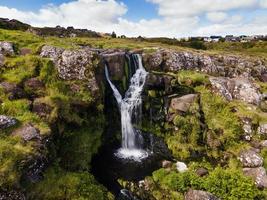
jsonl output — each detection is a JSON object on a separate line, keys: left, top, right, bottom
{"left": 1, "top": 40, "right": 267, "bottom": 199}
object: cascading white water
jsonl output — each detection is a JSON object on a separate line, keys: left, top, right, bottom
{"left": 105, "top": 54, "right": 149, "bottom": 161}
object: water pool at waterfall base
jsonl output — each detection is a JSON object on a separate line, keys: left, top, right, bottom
{"left": 114, "top": 148, "right": 151, "bottom": 162}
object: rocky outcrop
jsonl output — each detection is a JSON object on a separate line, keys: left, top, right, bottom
{"left": 239, "top": 149, "right": 263, "bottom": 168}
{"left": 243, "top": 167, "right": 267, "bottom": 189}
{"left": 0, "top": 18, "right": 30, "bottom": 31}
{"left": 143, "top": 49, "right": 266, "bottom": 79}
{"left": 40, "top": 45, "right": 100, "bottom": 95}
{"left": 185, "top": 189, "right": 219, "bottom": 200}
{"left": 210, "top": 77, "right": 261, "bottom": 105}
{"left": 258, "top": 124, "right": 267, "bottom": 136}
{"left": 0, "top": 115, "right": 17, "bottom": 129}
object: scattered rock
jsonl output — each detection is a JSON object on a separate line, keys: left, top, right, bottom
{"left": 185, "top": 189, "right": 219, "bottom": 200}
{"left": 0, "top": 41, "right": 14, "bottom": 56}
{"left": 170, "top": 94, "right": 198, "bottom": 113}
{"left": 0, "top": 115, "right": 17, "bottom": 129}
{"left": 32, "top": 100, "right": 53, "bottom": 119}
{"left": 0, "top": 189, "right": 26, "bottom": 200}
{"left": 0, "top": 53, "right": 4, "bottom": 66}
{"left": 241, "top": 117, "right": 253, "bottom": 141}
{"left": 0, "top": 82, "right": 26, "bottom": 100}
{"left": 239, "top": 149, "right": 263, "bottom": 167}
{"left": 40, "top": 45, "right": 63, "bottom": 61}
{"left": 258, "top": 124, "right": 267, "bottom": 136}
{"left": 176, "top": 161, "right": 188, "bottom": 172}
{"left": 12, "top": 123, "right": 41, "bottom": 142}
{"left": 196, "top": 167, "right": 209, "bottom": 177}
{"left": 24, "top": 78, "right": 45, "bottom": 97}
{"left": 162, "top": 160, "right": 172, "bottom": 168}
{"left": 243, "top": 167, "right": 267, "bottom": 189}
{"left": 210, "top": 77, "right": 261, "bottom": 105}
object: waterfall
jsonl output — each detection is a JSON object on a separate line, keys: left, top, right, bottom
{"left": 105, "top": 54, "right": 148, "bottom": 160}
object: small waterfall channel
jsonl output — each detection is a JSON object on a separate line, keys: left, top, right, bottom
{"left": 105, "top": 54, "right": 149, "bottom": 161}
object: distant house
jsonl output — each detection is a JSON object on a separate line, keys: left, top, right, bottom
{"left": 210, "top": 36, "right": 222, "bottom": 42}
{"left": 225, "top": 35, "right": 240, "bottom": 42}
{"left": 203, "top": 37, "right": 213, "bottom": 42}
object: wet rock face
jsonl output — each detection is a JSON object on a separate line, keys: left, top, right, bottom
{"left": 12, "top": 123, "right": 41, "bottom": 142}
{"left": 0, "top": 41, "right": 15, "bottom": 56}
{"left": 239, "top": 149, "right": 263, "bottom": 168}
{"left": 0, "top": 115, "right": 17, "bottom": 129}
{"left": 243, "top": 167, "right": 267, "bottom": 189}
{"left": 143, "top": 49, "right": 266, "bottom": 79}
{"left": 102, "top": 52, "right": 126, "bottom": 80}
{"left": 0, "top": 82, "right": 26, "bottom": 100}
{"left": 185, "top": 189, "right": 219, "bottom": 200}
{"left": 210, "top": 77, "right": 262, "bottom": 105}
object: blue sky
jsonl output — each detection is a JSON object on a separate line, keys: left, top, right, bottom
{"left": 0, "top": 0, "right": 267, "bottom": 37}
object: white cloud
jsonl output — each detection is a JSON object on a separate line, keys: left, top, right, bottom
{"left": 0, "top": 0, "right": 266, "bottom": 37}
{"left": 206, "top": 12, "right": 228, "bottom": 22}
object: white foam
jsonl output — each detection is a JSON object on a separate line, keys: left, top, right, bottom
{"left": 115, "top": 148, "right": 149, "bottom": 162}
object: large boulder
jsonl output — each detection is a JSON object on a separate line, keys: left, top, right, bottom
{"left": 40, "top": 45, "right": 100, "bottom": 95}
{"left": 0, "top": 41, "right": 14, "bottom": 56}
{"left": 243, "top": 167, "right": 267, "bottom": 189}
{"left": 0, "top": 115, "right": 17, "bottom": 129}
{"left": 185, "top": 189, "right": 219, "bottom": 200}
{"left": 142, "top": 50, "right": 163, "bottom": 71}
{"left": 170, "top": 94, "right": 198, "bottom": 113}
{"left": 12, "top": 123, "right": 41, "bottom": 142}
{"left": 239, "top": 149, "right": 263, "bottom": 168}
{"left": 210, "top": 77, "right": 261, "bottom": 105}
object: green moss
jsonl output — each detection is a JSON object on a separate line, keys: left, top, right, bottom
{"left": 151, "top": 167, "right": 262, "bottom": 200}
{"left": 0, "top": 136, "right": 34, "bottom": 188}
{"left": 27, "top": 166, "right": 113, "bottom": 200}
{"left": 1, "top": 55, "right": 40, "bottom": 84}
{"left": 177, "top": 70, "right": 210, "bottom": 87}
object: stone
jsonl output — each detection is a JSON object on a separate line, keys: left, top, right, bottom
{"left": 258, "top": 124, "right": 267, "bottom": 136}
{"left": 0, "top": 115, "right": 17, "bottom": 129}
{"left": 0, "top": 190, "right": 26, "bottom": 200}
{"left": 12, "top": 124, "right": 41, "bottom": 142}
{"left": 241, "top": 117, "right": 253, "bottom": 141}
{"left": 142, "top": 51, "right": 163, "bottom": 71}
{"left": 0, "top": 82, "right": 26, "bottom": 100}
{"left": 176, "top": 161, "right": 188, "bottom": 172}
{"left": 260, "top": 73, "right": 267, "bottom": 82}
{"left": 185, "top": 189, "right": 219, "bottom": 200}
{"left": 32, "top": 100, "right": 53, "bottom": 119}
{"left": 210, "top": 77, "right": 261, "bottom": 105}
{"left": 102, "top": 52, "right": 126, "bottom": 80}
{"left": 243, "top": 167, "right": 267, "bottom": 189}
{"left": 0, "top": 53, "right": 4, "bottom": 66}
{"left": 162, "top": 160, "right": 172, "bottom": 168}
{"left": 20, "top": 48, "right": 32, "bottom": 55}
{"left": 40, "top": 45, "right": 64, "bottom": 61}
{"left": 260, "top": 140, "right": 267, "bottom": 148}
{"left": 170, "top": 94, "right": 198, "bottom": 113}
{"left": 196, "top": 167, "right": 209, "bottom": 177}
{"left": 24, "top": 78, "right": 45, "bottom": 97}
{"left": 0, "top": 41, "right": 14, "bottom": 56}
{"left": 239, "top": 149, "right": 263, "bottom": 167}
